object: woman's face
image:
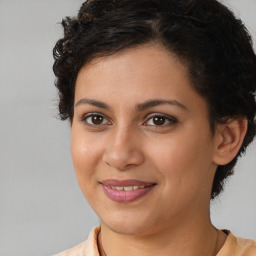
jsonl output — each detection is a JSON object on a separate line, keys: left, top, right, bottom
{"left": 71, "top": 44, "right": 219, "bottom": 236}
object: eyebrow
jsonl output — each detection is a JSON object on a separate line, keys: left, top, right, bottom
{"left": 136, "top": 99, "right": 187, "bottom": 111}
{"left": 75, "top": 98, "right": 110, "bottom": 109}
{"left": 75, "top": 98, "right": 187, "bottom": 111}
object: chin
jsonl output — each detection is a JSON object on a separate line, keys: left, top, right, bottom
{"left": 105, "top": 221, "right": 151, "bottom": 236}
{"left": 99, "top": 209, "right": 162, "bottom": 236}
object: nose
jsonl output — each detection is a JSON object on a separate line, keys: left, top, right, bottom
{"left": 102, "top": 126, "right": 145, "bottom": 171}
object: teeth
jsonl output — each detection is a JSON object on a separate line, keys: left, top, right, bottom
{"left": 109, "top": 185, "right": 146, "bottom": 191}
{"left": 114, "top": 186, "right": 124, "bottom": 191}
{"left": 124, "top": 186, "right": 133, "bottom": 191}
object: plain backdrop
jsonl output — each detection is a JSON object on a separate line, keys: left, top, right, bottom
{"left": 0, "top": 0, "right": 255, "bottom": 255}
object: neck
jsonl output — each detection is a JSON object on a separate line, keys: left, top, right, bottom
{"left": 98, "top": 213, "right": 226, "bottom": 256}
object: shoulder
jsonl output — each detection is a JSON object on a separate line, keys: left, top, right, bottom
{"left": 218, "top": 230, "right": 256, "bottom": 256}
{"left": 52, "top": 226, "right": 101, "bottom": 256}
{"left": 235, "top": 236, "right": 256, "bottom": 256}
{"left": 53, "top": 241, "right": 87, "bottom": 256}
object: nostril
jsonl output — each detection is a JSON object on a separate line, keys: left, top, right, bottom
{"left": 102, "top": 143, "right": 145, "bottom": 170}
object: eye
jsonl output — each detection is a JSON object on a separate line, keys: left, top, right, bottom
{"left": 81, "top": 113, "right": 111, "bottom": 127}
{"left": 143, "top": 114, "right": 177, "bottom": 127}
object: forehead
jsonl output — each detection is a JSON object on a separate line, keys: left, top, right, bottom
{"left": 74, "top": 43, "right": 207, "bottom": 115}
{"left": 77, "top": 45, "right": 184, "bottom": 92}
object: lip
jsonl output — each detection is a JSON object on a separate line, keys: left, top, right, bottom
{"left": 100, "top": 179, "right": 156, "bottom": 203}
{"left": 101, "top": 179, "right": 155, "bottom": 187}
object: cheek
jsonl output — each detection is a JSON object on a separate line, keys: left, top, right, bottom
{"left": 149, "top": 130, "right": 214, "bottom": 192}
{"left": 71, "top": 128, "right": 104, "bottom": 190}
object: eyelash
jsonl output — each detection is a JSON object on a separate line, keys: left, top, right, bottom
{"left": 80, "top": 113, "right": 178, "bottom": 128}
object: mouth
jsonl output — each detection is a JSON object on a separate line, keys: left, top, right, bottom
{"left": 107, "top": 185, "right": 150, "bottom": 191}
{"left": 100, "top": 179, "right": 156, "bottom": 203}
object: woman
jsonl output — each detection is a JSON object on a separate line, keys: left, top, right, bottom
{"left": 52, "top": 0, "right": 256, "bottom": 255}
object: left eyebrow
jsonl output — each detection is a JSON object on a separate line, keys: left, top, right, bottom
{"left": 136, "top": 99, "right": 187, "bottom": 111}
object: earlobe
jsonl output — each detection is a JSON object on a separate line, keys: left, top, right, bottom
{"left": 213, "top": 118, "right": 248, "bottom": 165}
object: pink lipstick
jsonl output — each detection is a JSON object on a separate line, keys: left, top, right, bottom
{"left": 100, "top": 179, "right": 156, "bottom": 203}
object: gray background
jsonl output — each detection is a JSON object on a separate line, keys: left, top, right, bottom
{"left": 0, "top": 0, "right": 255, "bottom": 255}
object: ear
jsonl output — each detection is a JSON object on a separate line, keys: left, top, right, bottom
{"left": 212, "top": 118, "right": 248, "bottom": 165}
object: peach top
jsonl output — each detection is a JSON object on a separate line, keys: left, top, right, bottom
{"left": 53, "top": 226, "right": 256, "bottom": 256}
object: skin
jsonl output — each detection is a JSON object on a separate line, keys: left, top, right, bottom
{"left": 71, "top": 43, "right": 247, "bottom": 256}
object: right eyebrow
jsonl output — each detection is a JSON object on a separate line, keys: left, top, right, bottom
{"left": 74, "top": 98, "right": 111, "bottom": 110}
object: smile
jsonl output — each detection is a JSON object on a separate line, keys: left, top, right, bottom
{"left": 109, "top": 185, "right": 148, "bottom": 191}
{"left": 100, "top": 179, "right": 156, "bottom": 203}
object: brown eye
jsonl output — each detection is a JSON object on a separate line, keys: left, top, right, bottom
{"left": 152, "top": 116, "right": 166, "bottom": 126}
{"left": 82, "top": 113, "right": 109, "bottom": 126}
{"left": 144, "top": 114, "right": 178, "bottom": 127}
{"left": 91, "top": 115, "right": 104, "bottom": 125}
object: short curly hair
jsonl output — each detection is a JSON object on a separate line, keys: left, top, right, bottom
{"left": 53, "top": 0, "right": 256, "bottom": 199}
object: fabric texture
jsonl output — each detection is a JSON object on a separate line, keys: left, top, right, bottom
{"left": 53, "top": 226, "right": 256, "bottom": 256}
